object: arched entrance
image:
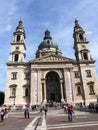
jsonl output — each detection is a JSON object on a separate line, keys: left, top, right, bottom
{"left": 46, "top": 71, "right": 61, "bottom": 102}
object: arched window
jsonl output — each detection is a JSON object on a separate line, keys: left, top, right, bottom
{"left": 87, "top": 82, "right": 95, "bottom": 95}
{"left": 14, "top": 54, "right": 18, "bottom": 61}
{"left": 79, "top": 34, "right": 83, "bottom": 40}
{"left": 77, "top": 86, "right": 81, "bottom": 94}
{"left": 9, "top": 84, "right": 17, "bottom": 98}
{"left": 17, "top": 35, "right": 20, "bottom": 41}
{"left": 25, "top": 88, "right": 28, "bottom": 97}
{"left": 83, "top": 52, "right": 88, "bottom": 60}
{"left": 89, "top": 84, "right": 95, "bottom": 94}
{"left": 12, "top": 88, "right": 16, "bottom": 97}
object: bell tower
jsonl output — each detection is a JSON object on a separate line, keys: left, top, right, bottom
{"left": 5, "top": 19, "right": 27, "bottom": 106}
{"left": 73, "top": 19, "right": 93, "bottom": 62}
{"left": 73, "top": 19, "right": 97, "bottom": 105}
{"left": 8, "top": 19, "right": 26, "bottom": 63}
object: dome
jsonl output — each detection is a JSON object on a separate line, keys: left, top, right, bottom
{"left": 38, "top": 29, "right": 58, "bottom": 50}
{"left": 38, "top": 39, "right": 58, "bottom": 50}
{"left": 36, "top": 29, "right": 62, "bottom": 58}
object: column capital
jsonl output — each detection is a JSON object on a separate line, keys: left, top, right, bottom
{"left": 60, "top": 78, "right": 63, "bottom": 83}
{"left": 41, "top": 78, "right": 46, "bottom": 84}
{"left": 68, "top": 67, "right": 73, "bottom": 71}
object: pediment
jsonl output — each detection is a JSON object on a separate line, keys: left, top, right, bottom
{"left": 30, "top": 54, "right": 74, "bottom": 63}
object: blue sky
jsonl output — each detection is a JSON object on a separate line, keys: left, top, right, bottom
{"left": 0, "top": 0, "right": 98, "bottom": 92}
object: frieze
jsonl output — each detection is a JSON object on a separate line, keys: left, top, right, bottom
{"left": 30, "top": 54, "right": 74, "bottom": 63}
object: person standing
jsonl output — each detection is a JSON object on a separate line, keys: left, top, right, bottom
{"left": 64, "top": 104, "right": 68, "bottom": 113}
{"left": 0, "top": 109, "right": 5, "bottom": 122}
{"left": 67, "top": 104, "right": 74, "bottom": 122}
{"left": 24, "top": 105, "right": 30, "bottom": 119}
{"left": 4, "top": 108, "right": 9, "bottom": 121}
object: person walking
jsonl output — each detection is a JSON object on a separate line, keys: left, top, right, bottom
{"left": 24, "top": 105, "right": 30, "bottom": 119}
{"left": 44, "top": 107, "right": 47, "bottom": 119}
{"left": 67, "top": 104, "right": 74, "bottom": 122}
{"left": 42, "top": 105, "right": 48, "bottom": 119}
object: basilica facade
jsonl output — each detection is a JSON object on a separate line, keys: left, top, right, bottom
{"left": 4, "top": 19, "right": 98, "bottom": 107}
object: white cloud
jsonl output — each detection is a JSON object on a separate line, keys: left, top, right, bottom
{"left": 8, "top": 6, "right": 17, "bottom": 16}
{"left": 90, "top": 42, "right": 98, "bottom": 59}
{"left": 6, "top": 25, "right": 12, "bottom": 31}
{"left": 0, "top": 24, "right": 12, "bottom": 34}
{"left": 86, "top": 31, "right": 93, "bottom": 35}
{"left": 0, "top": 64, "right": 6, "bottom": 70}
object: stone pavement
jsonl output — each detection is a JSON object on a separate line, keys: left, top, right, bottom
{"left": 0, "top": 108, "right": 98, "bottom": 130}
{"left": 45, "top": 110, "right": 98, "bottom": 130}
{"left": 0, "top": 110, "right": 42, "bottom": 130}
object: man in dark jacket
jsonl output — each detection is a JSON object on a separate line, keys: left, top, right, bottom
{"left": 24, "top": 105, "right": 30, "bottom": 119}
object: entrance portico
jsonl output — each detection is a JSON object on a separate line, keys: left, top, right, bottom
{"left": 41, "top": 71, "right": 65, "bottom": 103}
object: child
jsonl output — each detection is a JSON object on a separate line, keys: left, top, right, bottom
{"left": 4, "top": 108, "right": 9, "bottom": 120}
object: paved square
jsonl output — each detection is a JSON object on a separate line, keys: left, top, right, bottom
{"left": 1, "top": 108, "right": 98, "bottom": 130}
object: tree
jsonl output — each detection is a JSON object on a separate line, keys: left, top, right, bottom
{"left": 0, "top": 91, "right": 4, "bottom": 106}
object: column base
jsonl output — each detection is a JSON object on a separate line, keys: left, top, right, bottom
{"left": 61, "top": 98, "right": 65, "bottom": 103}
{"left": 43, "top": 99, "right": 47, "bottom": 103}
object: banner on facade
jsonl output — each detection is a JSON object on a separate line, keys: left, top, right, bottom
{"left": 34, "top": 72, "right": 38, "bottom": 103}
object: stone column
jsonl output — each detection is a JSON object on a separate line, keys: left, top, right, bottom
{"left": 44, "top": 82, "right": 47, "bottom": 103}
{"left": 41, "top": 79, "right": 47, "bottom": 103}
{"left": 60, "top": 79, "right": 64, "bottom": 102}
{"left": 67, "top": 68, "right": 74, "bottom": 102}
{"left": 30, "top": 70, "right": 35, "bottom": 105}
